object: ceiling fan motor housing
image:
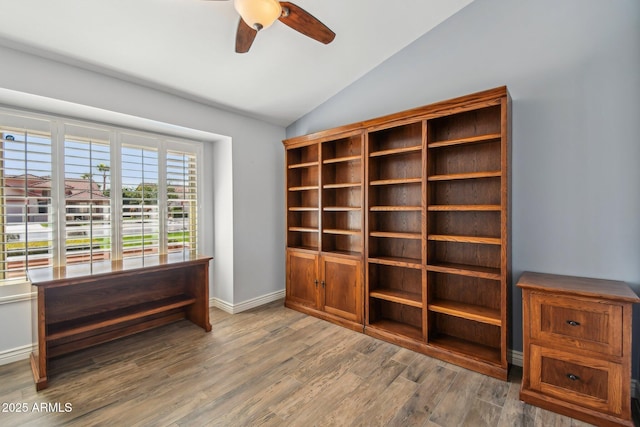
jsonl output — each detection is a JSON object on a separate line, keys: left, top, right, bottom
{"left": 234, "top": 0, "right": 282, "bottom": 31}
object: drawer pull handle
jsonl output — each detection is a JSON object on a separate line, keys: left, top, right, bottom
{"left": 566, "top": 320, "right": 580, "bottom": 326}
{"left": 567, "top": 373, "right": 580, "bottom": 381}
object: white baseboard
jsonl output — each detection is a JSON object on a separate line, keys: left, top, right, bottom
{"left": 509, "top": 349, "right": 523, "bottom": 367}
{"left": 210, "top": 289, "right": 285, "bottom": 314}
{"left": 210, "top": 297, "right": 234, "bottom": 313}
{"left": 0, "top": 343, "right": 34, "bottom": 366}
{"left": 0, "top": 292, "right": 35, "bottom": 305}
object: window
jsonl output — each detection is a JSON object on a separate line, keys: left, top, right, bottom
{"left": 0, "top": 113, "right": 53, "bottom": 283}
{"left": 121, "top": 133, "right": 159, "bottom": 259}
{"left": 166, "top": 146, "right": 198, "bottom": 254}
{"left": 64, "top": 124, "right": 112, "bottom": 264}
{"left": 0, "top": 109, "right": 203, "bottom": 286}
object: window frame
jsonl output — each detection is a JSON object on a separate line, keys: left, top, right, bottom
{"left": 0, "top": 108, "right": 204, "bottom": 287}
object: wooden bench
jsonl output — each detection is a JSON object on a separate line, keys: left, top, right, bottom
{"left": 28, "top": 252, "right": 212, "bottom": 390}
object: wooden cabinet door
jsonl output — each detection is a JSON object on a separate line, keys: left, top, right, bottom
{"left": 286, "top": 251, "right": 319, "bottom": 308}
{"left": 320, "top": 255, "right": 362, "bottom": 323}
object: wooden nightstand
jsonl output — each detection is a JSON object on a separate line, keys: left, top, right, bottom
{"left": 518, "top": 272, "right": 639, "bottom": 427}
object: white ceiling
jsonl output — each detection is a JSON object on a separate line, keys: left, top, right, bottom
{"left": 0, "top": 0, "right": 473, "bottom": 126}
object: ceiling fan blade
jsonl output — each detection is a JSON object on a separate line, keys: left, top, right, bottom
{"left": 278, "top": 2, "right": 335, "bottom": 45}
{"left": 236, "top": 18, "right": 258, "bottom": 53}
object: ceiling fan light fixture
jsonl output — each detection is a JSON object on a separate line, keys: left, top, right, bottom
{"left": 234, "top": 0, "right": 282, "bottom": 31}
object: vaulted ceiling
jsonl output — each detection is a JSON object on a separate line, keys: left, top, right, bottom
{"left": 0, "top": 0, "right": 474, "bottom": 126}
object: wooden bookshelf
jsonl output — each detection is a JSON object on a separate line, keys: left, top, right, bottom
{"left": 427, "top": 132, "right": 501, "bottom": 149}
{"left": 427, "top": 171, "right": 502, "bottom": 181}
{"left": 323, "top": 206, "right": 361, "bottom": 211}
{"left": 283, "top": 86, "right": 511, "bottom": 380}
{"left": 427, "top": 235, "right": 502, "bottom": 245}
{"left": 367, "top": 256, "right": 423, "bottom": 269}
{"left": 427, "top": 204, "right": 501, "bottom": 211}
{"left": 370, "top": 177, "right": 422, "bottom": 186}
{"left": 284, "top": 130, "right": 365, "bottom": 332}
{"left": 366, "top": 120, "right": 426, "bottom": 343}
{"left": 370, "top": 288, "right": 423, "bottom": 308}
{"left": 286, "top": 144, "right": 320, "bottom": 251}
{"left": 369, "top": 145, "right": 422, "bottom": 157}
{"left": 426, "top": 98, "right": 510, "bottom": 379}
{"left": 426, "top": 262, "right": 501, "bottom": 280}
{"left": 428, "top": 299, "right": 501, "bottom": 326}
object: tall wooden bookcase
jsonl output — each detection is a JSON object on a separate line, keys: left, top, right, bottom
{"left": 283, "top": 87, "right": 511, "bottom": 379}
{"left": 365, "top": 121, "right": 427, "bottom": 345}
{"left": 285, "top": 130, "right": 365, "bottom": 332}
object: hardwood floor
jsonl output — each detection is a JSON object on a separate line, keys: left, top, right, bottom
{"left": 0, "top": 300, "right": 598, "bottom": 426}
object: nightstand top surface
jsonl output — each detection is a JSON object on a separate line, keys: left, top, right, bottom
{"left": 517, "top": 271, "right": 640, "bottom": 303}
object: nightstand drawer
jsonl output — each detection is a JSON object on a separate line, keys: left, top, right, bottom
{"left": 530, "top": 345, "right": 623, "bottom": 416}
{"left": 530, "top": 292, "right": 622, "bottom": 356}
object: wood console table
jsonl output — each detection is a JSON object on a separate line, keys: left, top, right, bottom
{"left": 28, "top": 252, "right": 212, "bottom": 390}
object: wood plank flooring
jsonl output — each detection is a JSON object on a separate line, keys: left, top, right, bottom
{"left": 0, "top": 300, "right": 600, "bottom": 426}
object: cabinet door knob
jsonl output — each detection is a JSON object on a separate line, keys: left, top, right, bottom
{"left": 314, "top": 279, "right": 318, "bottom": 288}
{"left": 566, "top": 320, "right": 580, "bottom": 326}
{"left": 321, "top": 280, "right": 325, "bottom": 288}
{"left": 567, "top": 373, "right": 580, "bottom": 381}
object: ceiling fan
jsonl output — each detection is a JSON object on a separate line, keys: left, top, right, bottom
{"left": 208, "top": 0, "right": 335, "bottom": 53}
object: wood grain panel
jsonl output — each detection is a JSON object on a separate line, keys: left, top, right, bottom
{"left": 430, "top": 240, "right": 501, "bottom": 269}
{"left": 428, "top": 272, "right": 501, "bottom": 311}
{"left": 430, "top": 312, "right": 501, "bottom": 350}
{"left": 531, "top": 292, "right": 622, "bottom": 356}
{"left": 428, "top": 105, "right": 501, "bottom": 142}
{"left": 321, "top": 255, "right": 361, "bottom": 322}
{"left": 428, "top": 178, "right": 501, "bottom": 206}
{"left": 286, "top": 250, "right": 318, "bottom": 308}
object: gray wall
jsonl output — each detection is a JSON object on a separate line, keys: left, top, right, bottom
{"left": 287, "top": 0, "right": 640, "bottom": 377}
{"left": 0, "top": 43, "right": 286, "bottom": 358}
